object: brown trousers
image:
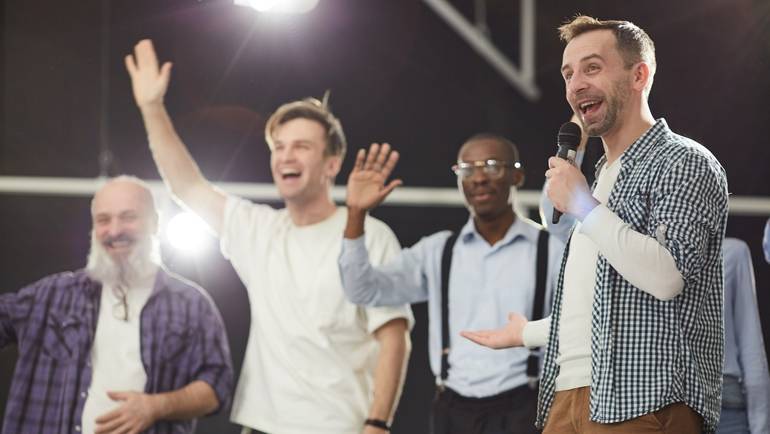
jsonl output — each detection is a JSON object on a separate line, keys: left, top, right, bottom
{"left": 542, "top": 387, "right": 703, "bottom": 434}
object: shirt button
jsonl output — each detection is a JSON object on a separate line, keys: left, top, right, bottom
{"left": 81, "top": 392, "right": 87, "bottom": 398}
{"left": 75, "top": 426, "right": 81, "bottom": 432}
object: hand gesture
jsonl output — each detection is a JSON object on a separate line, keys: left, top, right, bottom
{"left": 94, "top": 391, "right": 159, "bottom": 434}
{"left": 460, "top": 312, "right": 528, "bottom": 349}
{"left": 346, "top": 143, "right": 402, "bottom": 211}
{"left": 125, "top": 39, "right": 173, "bottom": 109}
{"left": 544, "top": 157, "right": 598, "bottom": 221}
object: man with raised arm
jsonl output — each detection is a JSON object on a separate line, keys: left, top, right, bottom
{"left": 462, "top": 16, "right": 729, "bottom": 434}
{"left": 125, "top": 40, "right": 412, "bottom": 434}
{"left": 339, "top": 137, "right": 565, "bottom": 434}
{"left": 0, "top": 176, "right": 233, "bottom": 434}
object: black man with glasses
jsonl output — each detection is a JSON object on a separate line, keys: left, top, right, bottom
{"left": 0, "top": 176, "right": 233, "bottom": 434}
{"left": 339, "top": 136, "right": 565, "bottom": 434}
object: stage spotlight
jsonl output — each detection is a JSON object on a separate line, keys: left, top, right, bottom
{"left": 165, "top": 212, "right": 211, "bottom": 254}
{"left": 234, "top": 0, "right": 319, "bottom": 14}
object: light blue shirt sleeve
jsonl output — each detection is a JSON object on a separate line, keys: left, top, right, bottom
{"left": 339, "top": 234, "right": 440, "bottom": 307}
{"left": 723, "top": 238, "right": 770, "bottom": 434}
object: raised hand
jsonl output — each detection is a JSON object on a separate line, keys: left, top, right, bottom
{"left": 94, "top": 391, "right": 158, "bottom": 434}
{"left": 125, "top": 39, "right": 173, "bottom": 109}
{"left": 346, "top": 143, "right": 402, "bottom": 212}
{"left": 460, "top": 312, "right": 528, "bottom": 349}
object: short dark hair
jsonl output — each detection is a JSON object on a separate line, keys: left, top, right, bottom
{"left": 265, "top": 98, "right": 347, "bottom": 160}
{"left": 461, "top": 133, "right": 521, "bottom": 166}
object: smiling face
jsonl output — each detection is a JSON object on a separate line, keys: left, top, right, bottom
{"left": 91, "top": 179, "right": 157, "bottom": 261}
{"left": 457, "top": 137, "right": 522, "bottom": 221}
{"left": 269, "top": 117, "right": 341, "bottom": 206}
{"left": 561, "top": 29, "right": 634, "bottom": 137}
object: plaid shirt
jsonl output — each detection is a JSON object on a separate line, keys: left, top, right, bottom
{"left": 0, "top": 268, "right": 233, "bottom": 434}
{"left": 536, "top": 119, "right": 729, "bottom": 433}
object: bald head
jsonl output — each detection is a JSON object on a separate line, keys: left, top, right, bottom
{"left": 92, "top": 176, "right": 156, "bottom": 218}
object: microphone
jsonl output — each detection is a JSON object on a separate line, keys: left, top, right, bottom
{"left": 551, "top": 121, "right": 581, "bottom": 224}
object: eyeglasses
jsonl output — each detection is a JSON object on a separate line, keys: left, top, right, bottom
{"left": 112, "top": 284, "right": 129, "bottom": 321}
{"left": 451, "top": 159, "right": 521, "bottom": 179}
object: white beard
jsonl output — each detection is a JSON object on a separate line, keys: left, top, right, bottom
{"left": 86, "top": 232, "right": 160, "bottom": 288}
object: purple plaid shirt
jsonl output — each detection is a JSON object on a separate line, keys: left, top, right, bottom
{"left": 0, "top": 268, "right": 233, "bottom": 434}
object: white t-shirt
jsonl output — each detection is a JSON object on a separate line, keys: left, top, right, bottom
{"left": 221, "top": 197, "right": 413, "bottom": 434}
{"left": 81, "top": 279, "right": 153, "bottom": 434}
{"left": 555, "top": 160, "right": 621, "bottom": 391}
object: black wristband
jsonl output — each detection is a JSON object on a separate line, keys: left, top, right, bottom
{"left": 364, "top": 418, "right": 390, "bottom": 431}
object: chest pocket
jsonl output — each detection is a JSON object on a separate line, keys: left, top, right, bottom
{"left": 41, "top": 313, "right": 83, "bottom": 361}
{"left": 160, "top": 322, "right": 194, "bottom": 364}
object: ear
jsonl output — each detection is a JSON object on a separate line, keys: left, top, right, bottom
{"left": 632, "top": 62, "right": 651, "bottom": 93}
{"left": 325, "top": 154, "right": 343, "bottom": 178}
{"left": 511, "top": 168, "right": 526, "bottom": 188}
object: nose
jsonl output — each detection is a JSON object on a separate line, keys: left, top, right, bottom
{"left": 282, "top": 146, "right": 298, "bottom": 162}
{"left": 566, "top": 72, "right": 588, "bottom": 97}
{"left": 468, "top": 167, "right": 490, "bottom": 185}
{"left": 106, "top": 219, "right": 124, "bottom": 238}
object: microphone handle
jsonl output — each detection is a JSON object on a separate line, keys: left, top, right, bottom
{"left": 551, "top": 146, "right": 577, "bottom": 225}
{"left": 552, "top": 208, "right": 564, "bottom": 224}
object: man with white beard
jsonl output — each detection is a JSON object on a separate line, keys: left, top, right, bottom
{"left": 0, "top": 176, "right": 233, "bottom": 434}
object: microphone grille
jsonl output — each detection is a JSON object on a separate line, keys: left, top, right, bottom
{"left": 557, "top": 121, "right": 582, "bottom": 150}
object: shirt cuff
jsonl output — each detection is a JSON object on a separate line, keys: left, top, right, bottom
{"left": 340, "top": 235, "right": 367, "bottom": 264}
{"left": 579, "top": 203, "right": 614, "bottom": 237}
{"left": 522, "top": 317, "right": 551, "bottom": 349}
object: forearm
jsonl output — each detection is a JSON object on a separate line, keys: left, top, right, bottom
{"left": 345, "top": 207, "right": 366, "bottom": 239}
{"left": 369, "top": 319, "right": 410, "bottom": 423}
{"left": 140, "top": 104, "right": 208, "bottom": 197}
{"left": 580, "top": 205, "right": 683, "bottom": 300}
{"left": 339, "top": 237, "right": 427, "bottom": 306}
{"left": 139, "top": 103, "right": 225, "bottom": 231}
{"left": 150, "top": 380, "right": 219, "bottom": 421}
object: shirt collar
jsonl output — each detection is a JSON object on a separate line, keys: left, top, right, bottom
{"left": 594, "top": 118, "right": 670, "bottom": 175}
{"left": 596, "top": 118, "right": 671, "bottom": 171}
{"left": 459, "top": 212, "right": 541, "bottom": 247}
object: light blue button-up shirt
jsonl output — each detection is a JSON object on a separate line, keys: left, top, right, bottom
{"left": 339, "top": 215, "right": 565, "bottom": 398}
{"left": 722, "top": 237, "right": 770, "bottom": 434}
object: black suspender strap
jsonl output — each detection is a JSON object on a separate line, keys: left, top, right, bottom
{"left": 526, "top": 229, "right": 550, "bottom": 387}
{"left": 439, "top": 231, "right": 460, "bottom": 386}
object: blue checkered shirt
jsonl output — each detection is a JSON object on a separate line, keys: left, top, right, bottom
{"left": 536, "top": 119, "right": 729, "bottom": 433}
{"left": 0, "top": 268, "right": 233, "bottom": 434}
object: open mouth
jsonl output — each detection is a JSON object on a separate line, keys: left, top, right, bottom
{"left": 579, "top": 99, "right": 602, "bottom": 117}
{"left": 280, "top": 168, "right": 302, "bottom": 180}
{"left": 104, "top": 235, "right": 135, "bottom": 251}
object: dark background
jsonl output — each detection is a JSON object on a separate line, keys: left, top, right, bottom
{"left": 2, "top": 1, "right": 770, "bottom": 432}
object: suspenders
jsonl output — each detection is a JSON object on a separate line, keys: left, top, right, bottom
{"left": 438, "top": 229, "right": 550, "bottom": 390}
{"left": 439, "top": 231, "right": 460, "bottom": 385}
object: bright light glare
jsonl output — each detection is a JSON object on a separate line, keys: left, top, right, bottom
{"left": 234, "top": 0, "right": 319, "bottom": 14}
{"left": 165, "top": 212, "right": 211, "bottom": 254}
